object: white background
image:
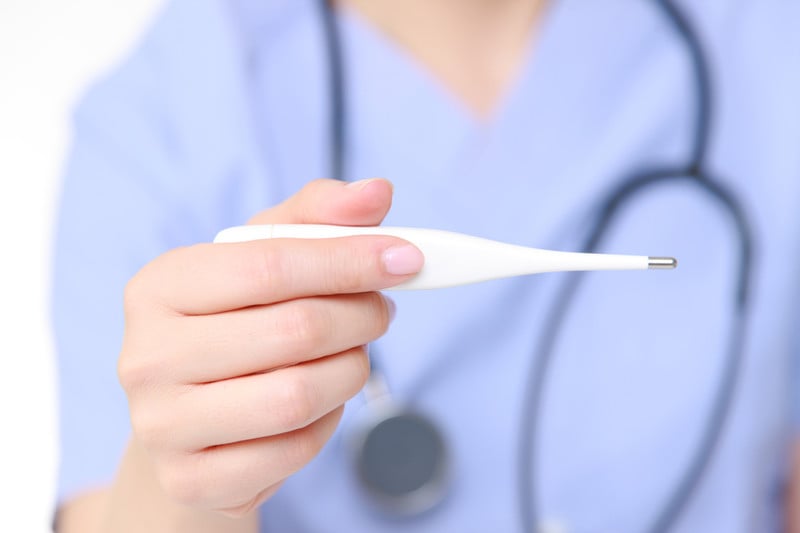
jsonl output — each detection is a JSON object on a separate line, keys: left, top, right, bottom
{"left": 0, "top": 1, "right": 162, "bottom": 531}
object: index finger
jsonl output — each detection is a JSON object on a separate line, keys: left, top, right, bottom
{"left": 138, "top": 235, "right": 424, "bottom": 315}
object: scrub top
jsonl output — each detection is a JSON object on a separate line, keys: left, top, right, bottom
{"left": 52, "top": 0, "right": 800, "bottom": 531}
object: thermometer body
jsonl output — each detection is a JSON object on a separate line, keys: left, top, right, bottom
{"left": 214, "top": 224, "right": 676, "bottom": 290}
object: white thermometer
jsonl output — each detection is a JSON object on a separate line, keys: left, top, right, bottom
{"left": 214, "top": 224, "right": 677, "bottom": 290}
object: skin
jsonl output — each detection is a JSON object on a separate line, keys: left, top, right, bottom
{"left": 343, "top": 0, "right": 547, "bottom": 118}
{"left": 56, "top": 1, "right": 800, "bottom": 531}
{"left": 58, "top": 178, "right": 421, "bottom": 532}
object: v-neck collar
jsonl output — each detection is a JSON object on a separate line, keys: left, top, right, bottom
{"left": 338, "top": 2, "right": 555, "bottom": 132}
{"left": 335, "top": 4, "right": 560, "bottom": 191}
{"left": 310, "top": 0, "right": 690, "bottom": 238}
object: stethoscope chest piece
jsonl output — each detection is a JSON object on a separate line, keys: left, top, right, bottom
{"left": 350, "top": 398, "right": 450, "bottom": 517}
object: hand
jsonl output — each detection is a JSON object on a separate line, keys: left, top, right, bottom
{"left": 118, "top": 178, "right": 423, "bottom": 517}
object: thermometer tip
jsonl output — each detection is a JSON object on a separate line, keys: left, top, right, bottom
{"left": 648, "top": 256, "right": 678, "bottom": 269}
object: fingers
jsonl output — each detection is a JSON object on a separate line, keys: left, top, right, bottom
{"left": 131, "top": 235, "right": 422, "bottom": 315}
{"left": 142, "top": 346, "right": 369, "bottom": 451}
{"left": 155, "top": 406, "right": 344, "bottom": 511}
{"left": 248, "top": 178, "right": 394, "bottom": 227}
{"left": 121, "top": 178, "right": 405, "bottom": 513}
{"left": 171, "top": 292, "right": 393, "bottom": 383}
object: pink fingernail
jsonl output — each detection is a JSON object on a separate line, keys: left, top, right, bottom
{"left": 382, "top": 244, "right": 424, "bottom": 276}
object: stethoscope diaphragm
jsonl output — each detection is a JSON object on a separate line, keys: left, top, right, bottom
{"left": 349, "top": 396, "right": 450, "bottom": 516}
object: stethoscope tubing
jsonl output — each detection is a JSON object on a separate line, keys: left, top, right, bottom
{"left": 313, "top": 0, "right": 756, "bottom": 531}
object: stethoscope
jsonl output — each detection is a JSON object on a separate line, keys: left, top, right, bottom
{"left": 313, "top": 1, "right": 755, "bottom": 532}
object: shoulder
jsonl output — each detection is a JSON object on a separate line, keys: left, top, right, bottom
{"left": 682, "top": 0, "right": 800, "bottom": 130}
{"left": 74, "top": 0, "right": 303, "bottom": 114}
{"left": 65, "top": 0, "right": 306, "bottom": 231}
{"left": 681, "top": 0, "right": 800, "bottom": 70}
{"left": 72, "top": 0, "right": 312, "bottom": 145}
{"left": 72, "top": 0, "right": 318, "bottom": 131}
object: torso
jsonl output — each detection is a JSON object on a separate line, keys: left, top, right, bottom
{"left": 167, "top": 0, "right": 800, "bottom": 530}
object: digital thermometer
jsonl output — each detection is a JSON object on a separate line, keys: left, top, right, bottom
{"left": 214, "top": 224, "right": 676, "bottom": 290}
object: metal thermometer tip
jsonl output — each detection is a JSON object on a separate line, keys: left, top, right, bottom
{"left": 648, "top": 256, "right": 678, "bottom": 269}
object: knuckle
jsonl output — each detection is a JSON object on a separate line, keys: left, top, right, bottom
{"left": 249, "top": 246, "right": 286, "bottom": 299}
{"left": 325, "top": 240, "right": 395, "bottom": 293}
{"left": 117, "top": 352, "right": 156, "bottom": 393}
{"left": 123, "top": 247, "right": 185, "bottom": 313}
{"left": 369, "top": 292, "right": 393, "bottom": 336}
{"left": 281, "top": 302, "right": 329, "bottom": 353}
{"left": 233, "top": 245, "right": 282, "bottom": 303}
{"left": 129, "top": 405, "right": 171, "bottom": 449}
{"left": 122, "top": 274, "right": 149, "bottom": 315}
{"left": 281, "top": 429, "right": 323, "bottom": 473}
{"left": 274, "top": 374, "right": 317, "bottom": 431}
{"left": 325, "top": 252, "right": 368, "bottom": 294}
{"left": 157, "top": 455, "right": 205, "bottom": 507}
{"left": 300, "top": 178, "right": 330, "bottom": 196}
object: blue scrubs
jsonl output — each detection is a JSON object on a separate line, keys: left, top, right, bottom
{"left": 53, "top": 0, "right": 800, "bottom": 531}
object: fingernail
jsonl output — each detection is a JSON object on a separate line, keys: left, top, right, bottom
{"left": 383, "top": 295, "right": 397, "bottom": 322}
{"left": 382, "top": 244, "right": 424, "bottom": 276}
{"left": 346, "top": 178, "right": 380, "bottom": 191}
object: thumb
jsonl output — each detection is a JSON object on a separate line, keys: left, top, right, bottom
{"left": 248, "top": 178, "right": 394, "bottom": 226}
